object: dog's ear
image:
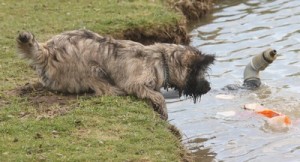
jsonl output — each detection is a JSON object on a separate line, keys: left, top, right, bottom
{"left": 185, "top": 53, "right": 215, "bottom": 69}
{"left": 182, "top": 47, "right": 215, "bottom": 69}
{"left": 197, "top": 54, "right": 215, "bottom": 68}
{"left": 181, "top": 52, "right": 198, "bottom": 67}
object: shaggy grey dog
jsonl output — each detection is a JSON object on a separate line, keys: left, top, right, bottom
{"left": 17, "top": 29, "right": 215, "bottom": 120}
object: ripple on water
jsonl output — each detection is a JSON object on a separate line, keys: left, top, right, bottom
{"left": 169, "top": 0, "right": 300, "bottom": 161}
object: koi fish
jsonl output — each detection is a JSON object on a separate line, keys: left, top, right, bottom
{"left": 244, "top": 103, "right": 291, "bottom": 130}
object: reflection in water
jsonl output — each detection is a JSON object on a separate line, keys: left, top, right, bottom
{"left": 167, "top": 0, "right": 300, "bottom": 161}
{"left": 186, "top": 138, "right": 217, "bottom": 162}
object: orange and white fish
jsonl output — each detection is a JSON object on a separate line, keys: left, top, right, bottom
{"left": 244, "top": 103, "right": 291, "bottom": 131}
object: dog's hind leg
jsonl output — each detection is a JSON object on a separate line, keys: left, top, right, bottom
{"left": 90, "top": 79, "right": 126, "bottom": 96}
{"left": 89, "top": 65, "right": 126, "bottom": 96}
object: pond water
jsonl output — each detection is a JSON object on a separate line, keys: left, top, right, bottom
{"left": 166, "top": 0, "right": 300, "bottom": 161}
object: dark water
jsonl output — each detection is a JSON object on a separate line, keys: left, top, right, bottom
{"left": 166, "top": 0, "right": 300, "bottom": 161}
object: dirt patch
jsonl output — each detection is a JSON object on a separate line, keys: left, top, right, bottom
{"left": 121, "top": 0, "right": 213, "bottom": 45}
{"left": 123, "top": 21, "right": 190, "bottom": 45}
{"left": 172, "top": 0, "right": 213, "bottom": 21}
{"left": 7, "top": 82, "right": 91, "bottom": 119}
{"left": 8, "top": 82, "right": 78, "bottom": 107}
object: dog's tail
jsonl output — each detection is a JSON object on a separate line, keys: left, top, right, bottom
{"left": 16, "top": 31, "right": 40, "bottom": 60}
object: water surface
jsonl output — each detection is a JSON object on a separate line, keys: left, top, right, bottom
{"left": 166, "top": 0, "right": 300, "bottom": 161}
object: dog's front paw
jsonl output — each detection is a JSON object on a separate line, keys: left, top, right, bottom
{"left": 17, "top": 31, "right": 34, "bottom": 44}
{"left": 159, "top": 106, "right": 168, "bottom": 120}
{"left": 153, "top": 102, "right": 168, "bottom": 120}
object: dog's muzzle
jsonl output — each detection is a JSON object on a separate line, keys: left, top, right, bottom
{"left": 196, "top": 79, "right": 211, "bottom": 95}
{"left": 183, "top": 78, "right": 211, "bottom": 103}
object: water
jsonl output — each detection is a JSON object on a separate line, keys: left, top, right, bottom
{"left": 166, "top": 0, "right": 300, "bottom": 161}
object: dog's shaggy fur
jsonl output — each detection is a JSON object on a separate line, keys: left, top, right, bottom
{"left": 17, "top": 29, "right": 215, "bottom": 120}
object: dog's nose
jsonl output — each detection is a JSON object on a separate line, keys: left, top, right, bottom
{"left": 207, "top": 86, "right": 211, "bottom": 92}
{"left": 197, "top": 80, "right": 211, "bottom": 94}
{"left": 203, "top": 85, "right": 211, "bottom": 94}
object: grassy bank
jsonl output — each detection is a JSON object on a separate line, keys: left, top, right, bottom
{"left": 0, "top": 95, "right": 183, "bottom": 161}
{"left": 0, "top": 0, "right": 187, "bottom": 161}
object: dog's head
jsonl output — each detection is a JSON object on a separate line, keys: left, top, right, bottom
{"left": 167, "top": 45, "right": 215, "bottom": 102}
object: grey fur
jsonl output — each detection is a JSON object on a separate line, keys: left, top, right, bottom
{"left": 17, "top": 29, "right": 215, "bottom": 120}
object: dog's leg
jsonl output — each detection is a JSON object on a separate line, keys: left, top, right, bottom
{"left": 96, "top": 86, "right": 125, "bottom": 96}
{"left": 125, "top": 84, "right": 168, "bottom": 120}
{"left": 89, "top": 66, "right": 126, "bottom": 96}
{"left": 91, "top": 79, "right": 126, "bottom": 96}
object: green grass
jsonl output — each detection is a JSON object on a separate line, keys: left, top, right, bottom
{"left": 0, "top": 0, "right": 185, "bottom": 161}
{"left": 0, "top": 96, "right": 183, "bottom": 161}
{"left": 0, "top": 0, "right": 181, "bottom": 43}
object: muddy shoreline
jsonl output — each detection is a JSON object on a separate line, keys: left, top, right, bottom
{"left": 121, "top": 0, "right": 214, "bottom": 45}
